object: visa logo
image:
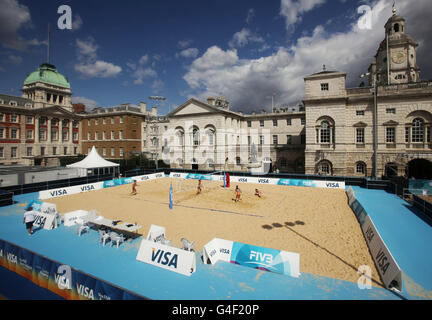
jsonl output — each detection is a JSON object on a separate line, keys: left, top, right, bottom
{"left": 80, "top": 185, "right": 95, "bottom": 192}
{"left": 50, "top": 189, "right": 67, "bottom": 197}
{"left": 326, "top": 182, "right": 340, "bottom": 188}
{"left": 151, "top": 249, "right": 178, "bottom": 269}
{"left": 0, "top": 249, "right": 3, "bottom": 258}
{"left": 141, "top": 176, "right": 149, "bottom": 181}
{"left": 249, "top": 251, "right": 273, "bottom": 264}
{"left": 258, "top": 179, "right": 269, "bottom": 184}
{"left": 238, "top": 178, "right": 248, "bottom": 183}
{"left": 7, "top": 253, "right": 17, "bottom": 264}
{"left": 173, "top": 174, "right": 181, "bottom": 178}
{"left": 54, "top": 274, "right": 71, "bottom": 290}
{"left": 76, "top": 283, "right": 95, "bottom": 300}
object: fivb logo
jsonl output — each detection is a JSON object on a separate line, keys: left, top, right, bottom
{"left": 249, "top": 251, "right": 273, "bottom": 265}
{"left": 55, "top": 265, "right": 72, "bottom": 290}
{"left": 358, "top": 5, "right": 372, "bottom": 30}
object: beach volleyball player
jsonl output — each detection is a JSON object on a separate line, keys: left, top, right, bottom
{"left": 196, "top": 179, "right": 203, "bottom": 195}
{"left": 131, "top": 180, "right": 138, "bottom": 196}
{"left": 234, "top": 185, "right": 242, "bottom": 202}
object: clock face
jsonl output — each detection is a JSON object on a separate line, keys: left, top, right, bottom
{"left": 391, "top": 51, "right": 406, "bottom": 64}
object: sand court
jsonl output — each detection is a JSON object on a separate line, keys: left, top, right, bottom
{"left": 47, "top": 177, "right": 383, "bottom": 286}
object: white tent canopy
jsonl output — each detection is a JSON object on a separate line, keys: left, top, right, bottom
{"left": 67, "top": 146, "right": 120, "bottom": 169}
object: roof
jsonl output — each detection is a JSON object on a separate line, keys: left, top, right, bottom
{"left": 66, "top": 146, "right": 119, "bottom": 169}
{"left": 0, "top": 94, "right": 33, "bottom": 107}
{"left": 23, "top": 63, "right": 71, "bottom": 89}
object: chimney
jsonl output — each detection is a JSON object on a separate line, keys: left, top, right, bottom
{"left": 207, "top": 97, "right": 215, "bottom": 106}
{"left": 139, "top": 102, "right": 147, "bottom": 113}
{"left": 152, "top": 107, "right": 158, "bottom": 116}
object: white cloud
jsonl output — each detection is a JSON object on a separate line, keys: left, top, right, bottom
{"left": 280, "top": 0, "right": 326, "bottom": 31}
{"left": 71, "top": 96, "right": 99, "bottom": 109}
{"left": 152, "top": 79, "right": 165, "bottom": 93}
{"left": 127, "top": 54, "right": 158, "bottom": 85}
{"left": 178, "top": 39, "right": 193, "bottom": 49}
{"left": 229, "top": 28, "right": 265, "bottom": 48}
{"left": 74, "top": 37, "right": 122, "bottom": 78}
{"left": 8, "top": 54, "right": 22, "bottom": 64}
{"left": 72, "top": 14, "right": 83, "bottom": 31}
{"left": 177, "top": 48, "right": 199, "bottom": 59}
{"left": 184, "top": 0, "right": 432, "bottom": 112}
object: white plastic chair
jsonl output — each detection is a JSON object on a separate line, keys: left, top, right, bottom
{"left": 181, "top": 238, "right": 194, "bottom": 252}
{"left": 99, "top": 229, "right": 110, "bottom": 246}
{"left": 77, "top": 222, "right": 90, "bottom": 237}
{"left": 109, "top": 232, "right": 125, "bottom": 248}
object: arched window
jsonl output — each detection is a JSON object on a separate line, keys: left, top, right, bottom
{"left": 356, "top": 162, "right": 366, "bottom": 175}
{"left": 206, "top": 129, "right": 215, "bottom": 146}
{"left": 412, "top": 118, "right": 425, "bottom": 143}
{"left": 193, "top": 128, "right": 199, "bottom": 146}
{"left": 320, "top": 121, "right": 331, "bottom": 143}
{"left": 316, "top": 160, "right": 332, "bottom": 176}
{"left": 394, "top": 23, "right": 400, "bottom": 33}
{"left": 176, "top": 131, "right": 184, "bottom": 145}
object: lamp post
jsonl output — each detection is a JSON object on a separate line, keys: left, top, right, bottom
{"left": 360, "top": 72, "right": 378, "bottom": 179}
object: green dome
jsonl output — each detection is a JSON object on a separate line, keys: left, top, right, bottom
{"left": 24, "top": 63, "right": 70, "bottom": 89}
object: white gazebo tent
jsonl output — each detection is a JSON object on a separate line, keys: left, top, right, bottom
{"left": 67, "top": 146, "right": 120, "bottom": 177}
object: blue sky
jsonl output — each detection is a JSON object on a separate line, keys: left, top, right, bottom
{"left": 1, "top": 0, "right": 431, "bottom": 115}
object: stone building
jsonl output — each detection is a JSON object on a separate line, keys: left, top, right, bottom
{"left": 304, "top": 10, "right": 432, "bottom": 179}
{"left": 0, "top": 62, "right": 80, "bottom": 166}
{"left": 164, "top": 96, "right": 305, "bottom": 172}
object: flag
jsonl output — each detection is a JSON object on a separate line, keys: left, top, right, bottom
{"left": 169, "top": 184, "right": 173, "bottom": 210}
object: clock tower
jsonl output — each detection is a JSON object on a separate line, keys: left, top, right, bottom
{"left": 371, "top": 6, "right": 421, "bottom": 86}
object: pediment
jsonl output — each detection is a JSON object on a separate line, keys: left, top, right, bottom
{"left": 169, "top": 99, "right": 221, "bottom": 117}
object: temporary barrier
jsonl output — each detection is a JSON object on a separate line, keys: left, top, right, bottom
{"left": 169, "top": 172, "right": 345, "bottom": 190}
{"left": 136, "top": 239, "right": 196, "bottom": 277}
{"left": 347, "top": 189, "right": 402, "bottom": 291}
{"left": 63, "top": 210, "right": 90, "bottom": 227}
{"left": 0, "top": 238, "right": 146, "bottom": 300}
{"left": 203, "top": 238, "right": 300, "bottom": 278}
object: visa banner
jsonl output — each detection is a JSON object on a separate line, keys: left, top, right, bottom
{"left": 203, "top": 238, "right": 300, "bottom": 278}
{"left": 136, "top": 239, "right": 196, "bottom": 277}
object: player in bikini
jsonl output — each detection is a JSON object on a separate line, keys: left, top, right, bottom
{"left": 196, "top": 179, "right": 203, "bottom": 195}
{"left": 254, "top": 188, "right": 263, "bottom": 198}
{"left": 234, "top": 185, "right": 242, "bottom": 202}
{"left": 131, "top": 180, "right": 138, "bottom": 195}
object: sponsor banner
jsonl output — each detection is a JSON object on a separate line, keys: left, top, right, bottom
{"left": 136, "top": 239, "right": 196, "bottom": 277}
{"left": 347, "top": 189, "right": 402, "bottom": 291}
{"left": 360, "top": 215, "right": 402, "bottom": 291}
{"left": 33, "top": 211, "right": 57, "bottom": 230}
{"left": 63, "top": 210, "right": 90, "bottom": 227}
{"left": 0, "top": 238, "right": 146, "bottom": 300}
{"left": 169, "top": 173, "right": 344, "bottom": 189}
{"left": 146, "top": 225, "right": 166, "bottom": 243}
{"left": 203, "top": 238, "right": 300, "bottom": 278}
{"left": 39, "top": 182, "right": 104, "bottom": 200}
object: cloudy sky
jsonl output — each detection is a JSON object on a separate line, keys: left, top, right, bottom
{"left": 0, "top": 0, "right": 431, "bottom": 114}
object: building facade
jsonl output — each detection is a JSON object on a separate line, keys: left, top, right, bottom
{"left": 304, "top": 11, "right": 432, "bottom": 179}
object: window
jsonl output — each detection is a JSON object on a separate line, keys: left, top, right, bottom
{"left": 62, "top": 119, "right": 69, "bottom": 127}
{"left": 320, "top": 162, "right": 330, "bottom": 174}
{"left": 11, "top": 147, "right": 17, "bottom": 158}
{"left": 95, "top": 119, "right": 99, "bottom": 125}
{"left": 247, "top": 121, "right": 251, "bottom": 128}
{"left": 120, "top": 116, "right": 123, "bottom": 124}
{"left": 280, "top": 159, "right": 287, "bottom": 168}
{"left": 62, "top": 130, "right": 68, "bottom": 141}
{"left": 287, "top": 135, "right": 292, "bottom": 144}
{"left": 321, "top": 83, "right": 329, "bottom": 91}
{"left": 10, "top": 114, "right": 18, "bottom": 123}
{"left": 320, "top": 121, "right": 331, "bottom": 143}
{"left": 111, "top": 131, "right": 115, "bottom": 140}
{"left": 386, "top": 127, "right": 395, "bottom": 143}
{"left": 273, "top": 120, "right": 278, "bottom": 127}
{"left": 111, "top": 117, "right": 114, "bottom": 124}
{"left": 356, "top": 110, "right": 365, "bottom": 116}
{"left": 95, "top": 132, "right": 99, "bottom": 140}
{"left": 260, "top": 120, "right": 264, "bottom": 127}
{"left": 405, "top": 127, "right": 410, "bottom": 143}
{"left": 273, "top": 135, "right": 278, "bottom": 145}
{"left": 87, "top": 132, "right": 91, "bottom": 140}
{"left": 40, "top": 117, "right": 47, "bottom": 125}
{"left": 111, "top": 148, "right": 115, "bottom": 157}
{"left": 103, "top": 118, "right": 107, "bottom": 124}
{"left": 73, "top": 132, "right": 78, "bottom": 141}
{"left": 51, "top": 119, "right": 58, "bottom": 126}
{"left": 412, "top": 118, "right": 424, "bottom": 143}
{"left": 11, "top": 128, "right": 18, "bottom": 139}
{"left": 386, "top": 108, "right": 396, "bottom": 114}
{"left": 51, "top": 130, "right": 58, "bottom": 141}
{"left": 356, "top": 128, "right": 365, "bottom": 144}
{"left": 26, "top": 116, "right": 34, "bottom": 124}
{"left": 88, "top": 120, "right": 91, "bottom": 126}
{"left": 248, "top": 136, "right": 251, "bottom": 145}
{"left": 119, "top": 131, "right": 123, "bottom": 140}
{"left": 236, "top": 157, "right": 241, "bottom": 166}
{"left": 9, "top": 101, "right": 17, "bottom": 106}
{"left": 286, "top": 118, "right": 292, "bottom": 126}
{"left": 193, "top": 129, "right": 199, "bottom": 146}
{"left": 74, "top": 147, "right": 77, "bottom": 155}
{"left": 207, "top": 130, "right": 214, "bottom": 146}
{"left": 0, "top": 147, "right": 3, "bottom": 158}
{"left": 0, "top": 114, "right": 3, "bottom": 122}
{"left": 103, "top": 148, "right": 107, "bottom": 156}
{"left": 119, "top": 147, "right": 124, "bottom": 157}
{"left": 41, "top": 147, "right": 45, "bottom": 156}
{"left": 64, "top": 147, "right": 68, "bottom": 155}
{"left": 26, "top": 130, "right": 33, "bottom": 139}
{"left": 53, "top": 147, "right": 57, "bottom": 155}
{"left": 260, "top": 135, "right": 264, "bottom": 145}
{"left": 356, "top": 162, "right": 366, "bottom": 174}
{"left": 0, "top": 128, "right": 4, "bottom": 138}
{"left": 301, "top": 118, "right": 306, "bottom": 125}
{"left": 103, "top": 131, "right": 106, "bottom": 140}
{"left": 39, "top": 130, "right": 46, "bottom": 141}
